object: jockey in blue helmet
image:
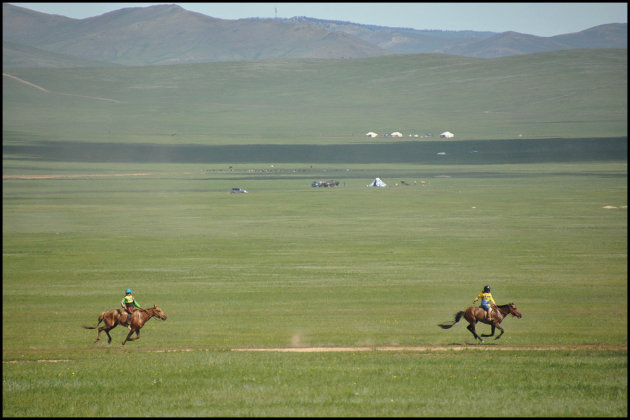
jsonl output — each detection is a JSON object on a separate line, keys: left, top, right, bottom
{"left": 121, "top": 289, "right": 140, "bottom": 329}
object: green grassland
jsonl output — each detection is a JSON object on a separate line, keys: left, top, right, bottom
{"left": 3, "top": 350, "right": 626, "bottom": 417}
{"left": 3, "top": 49, "right": 627, "bottom": 144}
{"left": 3, "top": 49, "right": 627, "bottom": 416}
{"left": 3, "top": 160, "right": 627, "bottom": 416}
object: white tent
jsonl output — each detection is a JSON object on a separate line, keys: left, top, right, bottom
{"left": 366, "top": 131, "right": 378, "bottom": 138}
{"left": 367, "top": 177, "right": 387, "bottom": 187}
{"left": 440, "top": 131, "right": 454, "bottom": 138}
{"left": 390, "top": 131, "right": 403, "bottom": 138}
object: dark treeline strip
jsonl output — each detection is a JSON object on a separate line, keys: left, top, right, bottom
{"left": 3, "top": 137, "right": 627, "bottom": 164}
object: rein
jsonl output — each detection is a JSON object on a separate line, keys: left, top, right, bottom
{"left": 130, "top": 308, "right": 152, "bottom": 324}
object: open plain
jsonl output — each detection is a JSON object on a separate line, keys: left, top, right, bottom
{"left": 3, "top": 49, "right": 627, "bottom": 416}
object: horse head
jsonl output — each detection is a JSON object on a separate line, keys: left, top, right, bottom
{"left": 151, "top": 305, "right": 167, "bottom": 321}
{"left": 508, "top": 302, "right": 522, "bottom": 318}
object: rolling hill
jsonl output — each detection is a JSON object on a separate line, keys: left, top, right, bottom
{"left": 2, "top": 4, "right": 390, "bottom": 66}
{"left": 439, "top": 24, "right": 628, "bottom": 58}
{"left": 3, "top": 3, "right": 627, "bottom": 67}
{"left": 285, "top": 17, "right": 627, "bottom": 58}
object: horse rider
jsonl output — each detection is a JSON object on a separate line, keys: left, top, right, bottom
{"left": 473, "top": 285, "right": 496, "bottom": 321}
{"left": 121, "top": 288, "right": 141, "bottom": 329}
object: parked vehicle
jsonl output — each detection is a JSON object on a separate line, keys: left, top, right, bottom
{"left": 312, "top": 180, "right": 339, "bottom": 188}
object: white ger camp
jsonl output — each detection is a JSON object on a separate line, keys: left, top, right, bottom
{"left": 367, "top": 177, "right": 387, "bottom": 187}
{"left": 390, "top": 132, "right": 403, "bottom": 138}
{"left": 366, "top": 131, "right": 378, "bottom": 138}
{"left": 440, "top": 131, "right": 454, "bottom": 138}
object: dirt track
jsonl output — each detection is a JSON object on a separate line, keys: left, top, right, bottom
{"left": 3, "top": 72, "right": 49, "bottom": 92}
{"left": 3, "top": 72, "right": 121, "bottom": 103}
{"left": 230, "top": 345, "right": 626, "bottom": 352}
{"left": 4, "top": 345, "right": 625, "bottom": 362}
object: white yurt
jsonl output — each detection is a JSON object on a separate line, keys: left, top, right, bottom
{"left": 367, "top": 177, "right": 387, "bottom": 187}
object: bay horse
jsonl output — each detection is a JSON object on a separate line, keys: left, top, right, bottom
{"left": 438, "top": 303, "right": 522, "bottom": 343}
{"left": 82, "top": 305, "right": 167, "bottom": 346}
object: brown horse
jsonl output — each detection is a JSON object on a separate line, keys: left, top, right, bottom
{"left": 82, "top": 308, "right": 129, "bottom": 344}
{"left": 438, "top": 303, "right": 522, "bottom": 343}
{"left": 83, "top": 305, "right": 167, "bottom": 346}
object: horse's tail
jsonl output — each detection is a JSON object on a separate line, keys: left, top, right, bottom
{"left": 82, "top": 311, "right": 106, "bottom": 329}
{"left": 438, "top": 311, "right": 465, "bottom": 329}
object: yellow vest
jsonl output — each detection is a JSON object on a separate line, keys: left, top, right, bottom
{"left": 476, "top": 292, "right": 495, "bottom": 305}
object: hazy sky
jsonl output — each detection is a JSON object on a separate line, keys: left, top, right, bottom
{"left": 9, "top": 2, "right": 628, "bottom": 37}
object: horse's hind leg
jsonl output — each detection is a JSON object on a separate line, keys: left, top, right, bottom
{"left": 466, "top": 324, "right": 483, "bottom": 343}
{"left": 95, "top": 326, "right": 106, "bottom": 342}
{"left": 105, "top": 329, "right": 113, "bottom": 344}
{"left": 97, "top": 323, "right": 115, "bottom": 344}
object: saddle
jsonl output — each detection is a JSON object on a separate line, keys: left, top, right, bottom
{"left": 487, "top": 306, "right": 499, "bottom": 321}
{"left": 119, "top": 309, "right": 133, "bottom": 327}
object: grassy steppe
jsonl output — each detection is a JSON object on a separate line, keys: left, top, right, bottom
{"left": 3, "top": 48, "right": 627, "bottom": 416}
{"left": 3, "top": 350, "right": 626, "bottom": 417}
{"left": 3, "top": 160, "right": 627, "bottom": 416}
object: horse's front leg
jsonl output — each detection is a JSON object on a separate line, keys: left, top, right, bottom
{"left": 125, "top": 328, "right": 141, "bottom": 342}
{"left": 481, "top": 324, "right": 496, "bottom": 337}
{"left": 494, "top": 324, "right": 505, "bottom": 340}
{"left": 122, "top": 329, "right": 134, "bottom": 346}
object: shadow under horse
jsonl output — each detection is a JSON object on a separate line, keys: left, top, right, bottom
{"left": 83, "top": 305, "right": 167, "bottom": 346}
{"left": 438, "top": 303, "right": 522, "bottom": 343}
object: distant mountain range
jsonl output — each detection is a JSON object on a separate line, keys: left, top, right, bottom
{"left": 3, "top": 3, "right": 627, "bottom": 67}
